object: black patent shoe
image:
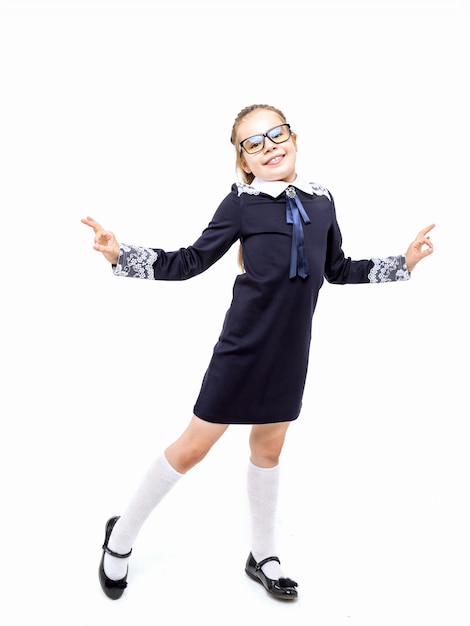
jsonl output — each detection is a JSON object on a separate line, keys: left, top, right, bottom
{"left": 99, "top": 516, "right": 132, "bottom": 600}
{"left": 245, "top": 552, "right": 298, "bottom": 600}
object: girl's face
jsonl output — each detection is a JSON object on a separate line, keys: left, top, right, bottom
{"left": 236, "top": 109, "right": 298, "bottom": 183}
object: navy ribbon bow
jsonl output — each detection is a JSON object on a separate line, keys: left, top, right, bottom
{"left": 285, "top": 186, "right": 311, "bottom": 279}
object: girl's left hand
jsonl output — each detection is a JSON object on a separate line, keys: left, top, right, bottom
{"left": 405, "top": 224, "right": 435, "bottom": 273}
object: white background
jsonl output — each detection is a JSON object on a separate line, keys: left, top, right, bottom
{"left": 1, "top": 1, "right": 469, "bottom": 625}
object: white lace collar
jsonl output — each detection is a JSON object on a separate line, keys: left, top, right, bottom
{"left": 250, "top": 176, "right": 312, "bottom": 198}
{"left": 248, "top": 176, "right": 330, "bottom": 201}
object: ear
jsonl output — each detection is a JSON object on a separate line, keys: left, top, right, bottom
{"left": 291, "top": 132, "right": 298, "bottom": 152}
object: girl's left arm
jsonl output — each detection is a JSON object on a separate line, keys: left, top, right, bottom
{"left": 323, "top": 197, "right": 435, "bottom": 284}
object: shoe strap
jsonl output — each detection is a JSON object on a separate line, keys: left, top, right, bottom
{"left": 102, "top": 544, "right": 133, "bottom": 559}
{"left": 255, "top": 556, "right": 280, "bottom": 571}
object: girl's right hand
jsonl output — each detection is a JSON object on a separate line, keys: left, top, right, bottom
{"left": 81, "top": 216, "right": 120, "bottom": 265}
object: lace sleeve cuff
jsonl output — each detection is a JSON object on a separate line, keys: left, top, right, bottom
{"left": 368, "top": 255, "right": 410, "bottom": 283}
{"left": 112, "top": 244, "right": 158, "bottom": 279}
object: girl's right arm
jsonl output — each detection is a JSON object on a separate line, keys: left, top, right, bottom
{"left": 82, "top": 189, "right": 242, "bottom": 282}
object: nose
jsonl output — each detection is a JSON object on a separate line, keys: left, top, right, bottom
{"left": 263, "top": 135, "right": 278, "bottom": 151}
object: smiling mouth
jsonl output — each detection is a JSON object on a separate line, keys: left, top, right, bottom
{"left": 266, "top": 154, "right": 284, "bottom": 166}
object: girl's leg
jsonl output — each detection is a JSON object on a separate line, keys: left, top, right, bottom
{"left": 165, "top": 414, "right": 230, "bottom": 473}
{"left": 247, "top": 421, "right": 291, "bottom": 581}
{"left": 104, "top": 415, "right": 229, "bottom": 580}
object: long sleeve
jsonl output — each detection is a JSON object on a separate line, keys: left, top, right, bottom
{"left": 113, "top": 190, "right": 242, "bottom": 281}
{"left": 323, "top": 196, "right": 410, "bottom": 284}
{"left": 113, "top": 244, "right": 158, "bottom": 279}
{"left": 368, "top": 255, "right": 410, "bottom": 282}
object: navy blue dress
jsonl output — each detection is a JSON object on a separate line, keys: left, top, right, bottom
{"left": 114, "top": 177, "right": 409, "bottom": 424}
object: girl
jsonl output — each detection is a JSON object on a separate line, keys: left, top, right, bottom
{"left": 82, "top": 103, "right": 434, "bottom": 601}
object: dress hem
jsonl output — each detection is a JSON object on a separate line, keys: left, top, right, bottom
{"left": 193, "top": 409, "right": 300, "bottom": 425}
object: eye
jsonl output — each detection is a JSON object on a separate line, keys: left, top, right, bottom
{"left": 248, "top": 135, "right": 263, "bottom": 145}
{"left": 268, "top": 126, "right": 282, "bottom": 139}
{"left": 245, "top": 135, "right": 263, "bottom": 151}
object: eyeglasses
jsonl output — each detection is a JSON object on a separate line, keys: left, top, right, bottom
{"left": 239, "top": 124, "right": 291, "bottom": 155}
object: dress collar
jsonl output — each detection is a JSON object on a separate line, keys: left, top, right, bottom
{"left": 251, "top": 175, "right": 314, "bottom": 199}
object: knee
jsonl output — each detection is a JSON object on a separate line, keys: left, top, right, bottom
{"left": 249, "top": 439, "right": 284, "bottom": 467}
{"left": 250, "top": 449, "right": 282, "bottom": 467}
{"left": 249, "top": 425, "right": 288, "bottom": 468}
{"left": 166, "top": 442, "right": 209, "bottom": 474}
{"left": 165, "top": 417, "right": 228, "bottom": 474}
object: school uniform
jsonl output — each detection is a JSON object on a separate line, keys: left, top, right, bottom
{"left": 114, "top": 177, "right": 409, "bottom": 424}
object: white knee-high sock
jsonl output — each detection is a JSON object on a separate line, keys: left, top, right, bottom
{"left": 247, "top": 461, "right": 284, "bottom": 580}
{"left": 104, "top": 453, "right": 183, "bottom": 580}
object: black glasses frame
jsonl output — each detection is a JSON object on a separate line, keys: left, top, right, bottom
{"left": 239, "top": 124, "right": 291, "bottom": 155}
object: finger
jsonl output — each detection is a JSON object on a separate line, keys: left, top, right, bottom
{"left": 94, "top": 231, "right": 112, "bottom": 246}
{"left": 81, "top": 216, "right": 105, "bottom": 232}
{"left": 420, "top": 246, "right": 433, "bottom": 258}
{"left": 93, "top": 239, "right": 114, "bottom": 253}
{"left": 417, "top": 240, "right": 434, "bottom": 257}
{"left": 416, "top": 223, "right": 435, "bottom": 239}
{"left": 414, "top": 240, "right": 432, "bottom": 254}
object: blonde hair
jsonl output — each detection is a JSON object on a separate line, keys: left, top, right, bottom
{"left": 230, "top": 104, "right": 288, "bottom": 270}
